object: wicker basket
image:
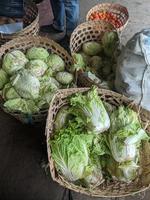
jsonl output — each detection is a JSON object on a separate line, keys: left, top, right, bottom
{"left": 0, "top": 1, "right": 39, "bottom": 45}
{"left": 70, "top": 20, "right": 118, "bottom": 89}
{"left": 46, "top": 87, "right": 150, "bottom": 198}
{"left": 0, "top": 35, "right": 73, "bottom": 124}
{"left": 86, "top": 3, "right": 129, "bottom": 33}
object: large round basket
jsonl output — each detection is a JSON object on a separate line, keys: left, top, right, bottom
{"left": 70, "top": 20, "right": 118, "bottom": 89}
{"left": 86, "top": 3, "right": 129, "bottom": 34}
{"left": 46, "top": 87, "right": 150, "bottom": 198}
{"left": 0, "top": 1, "right": 39, "bottom": 45}
{"left": 0, "top": 36, "right": 73, "bottom": 124}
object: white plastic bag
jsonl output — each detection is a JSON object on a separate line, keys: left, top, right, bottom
{"left": 115, "top": 29, "right": 150, "bottom": 111}
{"left": 0, "top": 22, "right": 23, "bottom": 34}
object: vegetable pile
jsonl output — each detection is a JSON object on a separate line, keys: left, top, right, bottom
{"left": 0, "top": 48, "right": 74, "bottom": 114}
{"left": 89, "top": 11, "right": 122, "bottom": 29}
{"left": 50, "top": 87, "right": 149, "bottom": 187}
{"left": 72, "top": 31, "right": 119, "bottom": 90}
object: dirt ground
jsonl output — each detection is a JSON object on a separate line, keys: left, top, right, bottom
{"left": 0, "top": 0, "right": 150, "bottom": 200}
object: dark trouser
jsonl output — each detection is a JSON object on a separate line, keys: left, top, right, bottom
{"left": 0, "top": 0, "right": 24, "bottom": 18}
{"left": 51, "top": 0, "right": 79, "bottom": 35}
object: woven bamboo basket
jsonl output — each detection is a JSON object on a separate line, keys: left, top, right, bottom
{"left": 0, "top": 36, "right": 73, "bottom": 124}
{"left": 46, "top": 87, "right": 150, "bottom": 198}
{"left": 70, "top": 20, "right": 119, "bottom": 89}
{"left": 0, "top": 1, "right": 39, "bottom": 45}
{"left": 86, "top": 3, "right": 129, "bottom": 33}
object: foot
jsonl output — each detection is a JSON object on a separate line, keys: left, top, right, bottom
{"left": 59, "top": 35, "right": 71, "bottom": 53}
{"left": 40, "top": 25, "right": 66, "bottom": 42}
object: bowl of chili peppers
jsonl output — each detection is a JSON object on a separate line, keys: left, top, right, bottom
{"left": 86, "top": 3, "right": 129, "bottom": 33}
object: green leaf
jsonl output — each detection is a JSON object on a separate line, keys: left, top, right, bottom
{"left": 70, "top": 87, "right": 110, "bottom": 133}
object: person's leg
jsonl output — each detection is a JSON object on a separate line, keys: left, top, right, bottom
{"left": 51, "top": 0, "right": 65, "bottom": 32}
{"left": 0, "top": 0, "right": 24, "bottom": 18}
{"left": 64, "top": 0, "right": 79, "bottom": 36}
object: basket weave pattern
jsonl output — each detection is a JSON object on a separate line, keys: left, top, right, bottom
{"left": 0, "top": 2, "right": 39, "bottom": 45}
{"left": 46, "top": 88, "right": 150, "bottom": 197}
{"left": 70, "top": 20, "right": 115, "bottom": 53}
{"left": 0, "top": 36, "right": 73, "bottom": 123}
{"left": 86, "top": 3, "right": 129, "bottom": 33}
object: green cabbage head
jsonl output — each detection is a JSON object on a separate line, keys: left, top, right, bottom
{"left": 108, "top": 128, "right": 149, "bottom": 163}
{"left": 56, "top": 72, "right": 73, "bottom": 85}
{"left": 26, "top": 59, "right": 48, "bottom": 77}
{"left": 102, "top": 31, "right": 119, "bottom": 57}
{"left": 36, "top": 77, "right": 60, "bottom": 109}
{"left": 26, "top": 47, "right": 49, "bottom": 61}
{"left": 108, "top": 106, "right": 149, "bottom": 163}
{"left": 11, "top": 69, "right": 40, "bottom": 99}
{"left": 0, "top": 69, "right": 9, "bottom": 89}
{"left": 70, "top": 87, "right": 110, "bottom": 133}
{"left": 72, "top": 53, "right": 86, "bottom": 71}
{"left": 51, "top": 133, "right": 93, "bottom": 182}
{"left": 106, "top": 156, "right": 139, "bottom": 183}
{"left": 4, "top": 98, "right": 39, "bottom": 114}
{"left": 2, "top": 50, "right": 28, "bottom": 75}
{"left": 46, "top": 54, "right": 65, "bottom": 73}
{"left": 2, "top": 83, "right": 20, "bottom": 100}
{"left": 51, "top": 120, "right": 105, "bottom": 186}
{"left": 82, "top": 41, "right": 102, "bottom": 56}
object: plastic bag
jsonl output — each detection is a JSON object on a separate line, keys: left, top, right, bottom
{"left": 115, "top": 29, "right": 150, "bottom": 111}
{"left": 0, "top": 22, "right": 23, "bottom": 34}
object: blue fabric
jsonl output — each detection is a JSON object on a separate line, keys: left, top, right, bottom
{"left": 51, "top": 0, "right": 79, "bottom": 34}
{"left": 0, "top": 0, "right": 24, "bottom": 18}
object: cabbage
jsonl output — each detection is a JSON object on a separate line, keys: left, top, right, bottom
{"left": 102, "top": 65, "right": 112, "bottom": 77}
{"left": 26, "top": 59, "right": 48, "bottom": 77}
{"left": 103, "top": 102, "right": 116, "bottom": 115}
{"left": 102, "top": 31, "right": 119, "bottom": 57}
{"left": 0, "top": 69, "right": 9, "bottom": 89}
{"left": 36, "top": 92, "right": 55, "bottom": 109}
{"left": 70, "top": 87, "right": 110, "bottom": 133}
{"left": 51, "top": 118, "right": 105, "bottom": 185}
{"left": 44, "top": 67, "right": 53, "bottom": 77}
{"left": 2, "top": 83, "right": 20, "bottom": 100}
{"left": 72, "top": 53, "right": 86, "bottom": 71}
{"left": 78, "top": 52, "right": 90, "bottom": 66}
{"left": 26, "top": 47, "right": 49, "bottom": 61}
{"left": 89, "top": 56, "right": 103, "bottom": 70}
{"left": 4, "top": 98, "right": 39, "bottom": 114}
{"left": 83, "top": 159, "right": 103, "bottom": 187}
{"left": 108, "top": 107, "right": 149, "bottom": 162}
{"left": 2, "top": 50, "right": 28, "bottom": 75}
{"left": 106, "top": 156, "right": 139, "bottom": 183}
{"left": 46, "top": 54, "right": 65, "bottom": 73}
{"left": 110, "top": 106, "right": 141, "bottom": 133}
{"left": 82, "top": 41, "right": 102, "bottom": 56}
{"left": 51, "top": 130, "right": 94, "bottom": 182}
{"left": 108, "top": 128, "right": 149, "bottom": 163}
{"left": 36, "top": 77, "right": 59, "bottom": 109}
{"left": 55, "top": 106, "right": 72, "bottom": 132}
{"left": 56, "top": 72, "right": 73, "bottom": 85}
{"left": 39, "top": 76, "right": 60, "bottom": 89}
{"left": 11, "top": 69, "right": 40, "bottom": 99}
{"left": 92, "top": 134, "right": 110, "bottom": 156}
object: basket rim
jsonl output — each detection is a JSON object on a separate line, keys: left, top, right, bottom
{"left": 45, "top": 87, "right": 150, "bottom": 198}
{"left": 70, "top": 20, "right": 118, "bottom": 54}
{"left": 0, "top": 35, "right": 73, "bottom": 119}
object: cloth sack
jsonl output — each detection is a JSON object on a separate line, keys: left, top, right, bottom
{"left": 115, "top": 29, "right": 150, "bottom": 111}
